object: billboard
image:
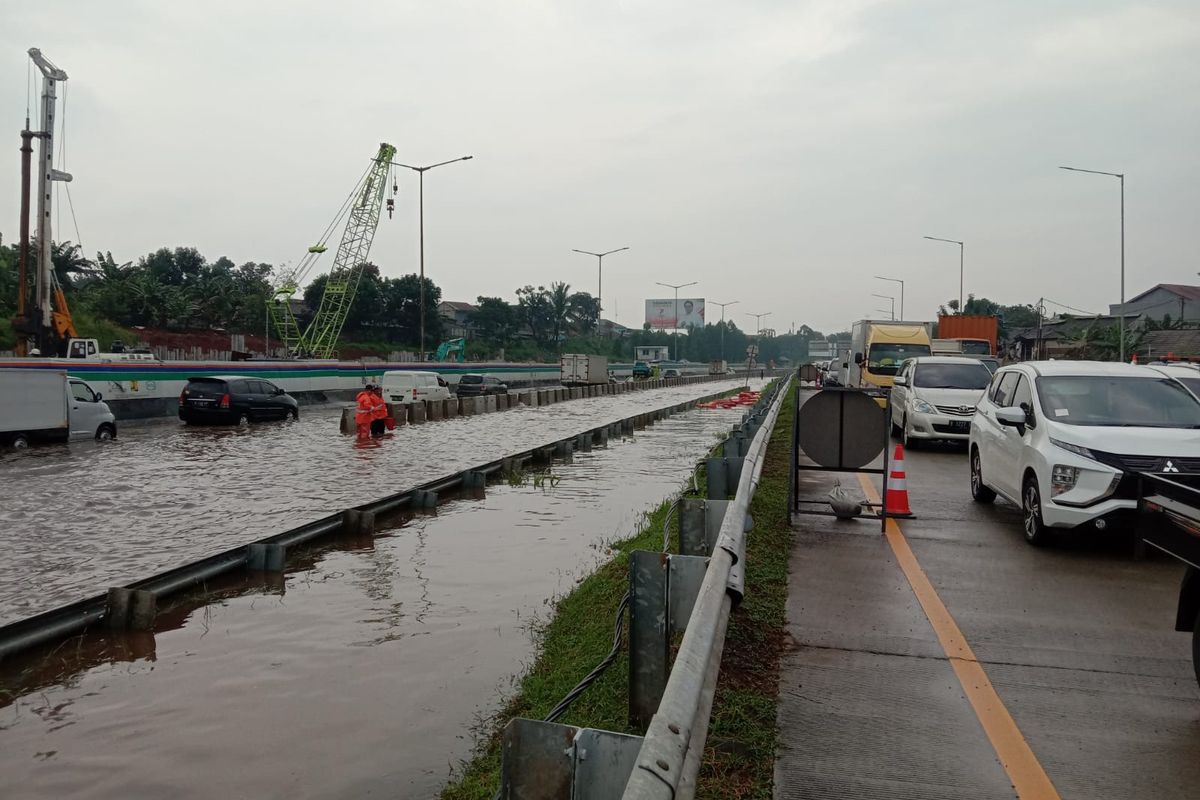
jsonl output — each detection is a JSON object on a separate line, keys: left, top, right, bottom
{"left": 645, "top": 298, "right": 705, "bottom": 329}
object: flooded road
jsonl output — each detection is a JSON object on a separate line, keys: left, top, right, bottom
{"left": 0, "top": 379, "right": 749, "bottom": 625}
{"left": 0, "top": 396, "right": 753, "bottom": 799}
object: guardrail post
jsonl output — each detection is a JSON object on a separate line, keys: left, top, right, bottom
{"left": 629, "top": 550, "right": 669, "bottom": 729}
{"left": 555, "top": 439, "right": 574, "bottom": 458}
{"left": 594, "top": 427, "right": 609, "bottom": 447}
{"left": 427, "top": 399, "right": 444, "bottom": 421}
{"left": 409, "top": 402, "right": 427, "bottom": 424}
{"left": 106, "top": 587, "right": 156, "bottom": 631}
{"left": 462, "top": 470, "right": 487, "bottom": 490}
{"left": 247, "top": 542, "right": 288, "bottom": 571}
{"left": 679, "top": 498, "right": 707, "bottom": 556}
{"left": 412, "top": 489, "right": 437, "bottom": 509}
{"left": 577, "top": 433, "right": 592, "bottom": 452}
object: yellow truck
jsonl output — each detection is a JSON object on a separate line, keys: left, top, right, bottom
{"left": 847, "top": 320, "right": 933, "bottom": 394}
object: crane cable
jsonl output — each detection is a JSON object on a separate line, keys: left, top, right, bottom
{"left": 286, "top": 161, "right": 375, "bottom": 289}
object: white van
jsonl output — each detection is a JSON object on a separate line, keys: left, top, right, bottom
{"left": 0, "top": 369, "right": 117, "bottom": 449}
{"left": 380, "top": 371, "right": 452, "bottom": 405}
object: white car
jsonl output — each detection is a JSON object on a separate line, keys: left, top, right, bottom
{"left": 889, "top": 356, "right": 993, "bottom": 447}
{"left": 969, "top": 361, "right": 1200, "bottom": 545}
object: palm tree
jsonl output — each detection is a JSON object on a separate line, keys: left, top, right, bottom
{"left": 548, "top": 281, "right": 572, "bottom": 348}
{"left": 49, "top": 240, "right": 96, "bottom": 289}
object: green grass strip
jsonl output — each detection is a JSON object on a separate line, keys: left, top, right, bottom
{"left": 441, "top": 383, "right": 795, "bottom": 799}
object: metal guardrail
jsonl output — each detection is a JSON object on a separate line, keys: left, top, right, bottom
{"left": 495, "top": 375, "right": 792, "bottom": 799}
{"left": 0, "top": 381, "right": 748, "bottom": 662}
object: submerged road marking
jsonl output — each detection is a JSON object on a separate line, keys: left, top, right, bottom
{"left": 856, "top": 472, "right": 1061, "bottom": 800}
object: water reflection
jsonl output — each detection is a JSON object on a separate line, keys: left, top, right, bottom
{"left": 0, "top": 398, "right": 754, "bottom": 798}
{"left": 0, "top": 380, "right": 749, "bottom": 624}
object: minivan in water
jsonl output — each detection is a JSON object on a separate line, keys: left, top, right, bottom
{"left": 455, "top": 374, "right": 508, "bottom": 397}
{"left": 179, "top": 376, "right": 298, "bottom": 425}
{"left": 381, "top": 371, "right": 452, "bottom": 405}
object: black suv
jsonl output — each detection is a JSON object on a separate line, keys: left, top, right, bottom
{"left": 455, "top": 374, "right": 508, "bottom": 397}
{"left": 179, "top": 376, "right": 299, "bottom": 425}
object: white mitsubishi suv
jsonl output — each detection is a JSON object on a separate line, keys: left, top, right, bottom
{"left": 969, "top": 361, "right": 1200, "bottom": 545}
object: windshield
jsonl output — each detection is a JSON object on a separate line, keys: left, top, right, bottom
{"left": 460, "top": 375, "right": 483, "bottom": 384}
{"left": 960, "top": 340, "right": 990, "bottom": 355}
{"left": 1172, "top": 376, "right": 1200, "bottom": 398}
{"left": 914, "top": 363, "right": 991, "bottom": 389}
{"left": 867, "top": 343, "right": 931, "bottom": 375}
{"left": 1036, "top": 376, "right": 1200, "bottom": 428}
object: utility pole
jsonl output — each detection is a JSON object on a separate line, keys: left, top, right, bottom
{"left": 872, "top": 293, "right": 895, "bottom": 320}
{"left": 711, "top": 300, "right": 738, "bottom": 362}
{"left": 874, "top": 276, "right": 905, "bottom": 320}
{"left": 655, "top": 280, "right": 698, "bottom": 361}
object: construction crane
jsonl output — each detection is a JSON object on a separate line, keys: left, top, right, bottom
{"left": 13, "top": 48, "right": 76, "bottom": 356}
{"left": 268, "top": 142, "right": 397, "bottom": 358}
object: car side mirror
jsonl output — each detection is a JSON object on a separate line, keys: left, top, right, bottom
{"left": 995, "top": 406, "right": 1026, "bottom": 432}
{"left": 275, "top": 388, "right": 285, "bottom": 395}
{"left": 893, "top": 376, "right": 907, "bottom": 386}
{"left": 854, "top": 352, "right": 864, "bottom": 365}
{"left": 95, "top": 392, "right": 103, "bottom": 401}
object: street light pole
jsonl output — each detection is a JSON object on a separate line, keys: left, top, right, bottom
{"left": 1060, "top": 165, "right": 1126, "bottom": 361}
{"left": 711, "top": 300, "right": 739, "bottom": 362}
{"left": 572, "top": 247, "right": 629, "bottom": 331}
{"left": 872, "top": 293, "right": 895, "bottom": 320}
{"left": 655, "top": 280, "right": 698, "bottom": 361}
{"left": 924, "top": 236, "right": 964, "bottom": 311}
{"left": 874, "top": 276, "right": 905, "bottom": 320}
{"left": 391, "top": 155, "right": 473, "bottom": 360}
{"left": 745, "top": 312, "right": 772, "bottom": 336}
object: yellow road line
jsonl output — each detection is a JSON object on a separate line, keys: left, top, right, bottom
{"left": 856, "top": 472, "right": 1061, "bottom": 800}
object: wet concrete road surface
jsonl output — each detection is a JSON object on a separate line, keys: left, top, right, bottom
{"left": 0, "top": 379, "right": 750, "bottom": 625}
{"left": 777, "top": 422, "right": 1200, "bottom": 798}
{"left": 0, "top": 395, "right": 753, "bottom": 799}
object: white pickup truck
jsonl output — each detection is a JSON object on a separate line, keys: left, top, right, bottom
{"left": 0, "top": 369, "right": 117, "bottom": 449}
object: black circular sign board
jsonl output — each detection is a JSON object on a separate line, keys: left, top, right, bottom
{"left": 796, "top": 390, "right": 886, "bottom": 469}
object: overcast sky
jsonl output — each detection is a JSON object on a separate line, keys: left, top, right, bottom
{"left": 3, "top": 1, "right": 1198, "bottom": 334}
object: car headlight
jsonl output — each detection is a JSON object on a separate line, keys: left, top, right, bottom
{"left": 1050, "top": 437, "right": 1095, "bottom": 460}
{"left": 1051, "top": 464, "right": 1080, "bottom": 496}
{"left": 912, "top": 399, "right": 935, "bottom": 414}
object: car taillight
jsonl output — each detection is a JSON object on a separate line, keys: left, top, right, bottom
{"left": 412, "top": 388, "right": 417, "bottom": 399}
{"left": 220, "top": 393, "right": 231, "bottom": 409}
{"left": 179, "top": 390, "right": 187, "bottom": 407}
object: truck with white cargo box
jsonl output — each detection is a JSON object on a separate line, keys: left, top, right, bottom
{"left": 560, "top": 354, "right": 610, "bottom": 386}
{"left": 0, "top": 369, "right": 117, "bottom": 449}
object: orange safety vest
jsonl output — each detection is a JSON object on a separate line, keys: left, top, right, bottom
{"left": 355, "top": 391, "right": 375, "bottom": 425}
{"left": 371, "top": 393, "right": 388, "bottom": 420}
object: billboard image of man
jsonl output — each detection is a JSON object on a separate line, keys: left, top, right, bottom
{"left": 678, "top": 299, "right": 705, "bottom": 328}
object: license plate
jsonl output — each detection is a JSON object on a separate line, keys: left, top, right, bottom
{"left": 948, "top": 420, "right": 970, "bottom": 432}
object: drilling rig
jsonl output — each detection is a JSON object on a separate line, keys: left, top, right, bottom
{"left": 12, "top": 48, "right": 76, "bottom": 356}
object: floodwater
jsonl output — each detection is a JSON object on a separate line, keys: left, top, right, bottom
{"left": 0, "top": 379, "right": 750, "bottom": 625}
{"left": 0, "top": 392, "right": 755, "bottom": 799}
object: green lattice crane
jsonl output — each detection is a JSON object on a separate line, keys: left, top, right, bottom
{"left": 269, "top": 142, "right": 397, "bottom": 358}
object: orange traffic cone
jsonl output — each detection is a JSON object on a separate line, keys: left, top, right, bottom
{"left": 885, "top": 444, "right": 915, "bottom": 518}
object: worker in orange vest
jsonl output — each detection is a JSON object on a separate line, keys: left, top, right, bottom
{"left": 370, "top": 385, "right": 389, "bottom": 437}
{"left": 355, "top": 384, "right": 378, "bottom": 440}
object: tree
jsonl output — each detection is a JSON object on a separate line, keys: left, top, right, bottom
{"left": 568, "top": 291, "right": 600, "bottom": 334}
{"left": 547, "top": 282, "right": 572, "bottom": 347}
{"left": 472, "top": 296, "right": 519, "bottom": 346}
{"left": 516, "top": 284, "right": 552, "bottom": 346}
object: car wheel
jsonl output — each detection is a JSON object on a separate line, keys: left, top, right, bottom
{"left": 11, "top": 433, "right": 30, "bottom": 450}
{"left": 290, "top": 407, "right": 299, "bottom": 420}
{"left": 96, "top": 423, "right": 116, "bottom": 442}
{"left": 237, "top": 412, "right": 250, "bottom": 426}
{"left": 1022, "top": 475, "right": 1049, "bottom": 546}
{"left": 970, "top": 448, "right": 996, "bottom": 503}
{"left": 902, "top": 415, "right": 917, "bottom": 450}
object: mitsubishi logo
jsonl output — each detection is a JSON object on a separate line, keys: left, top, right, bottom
{"left": 1164, "top": 460, "right": 1180, "bottom": 473}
